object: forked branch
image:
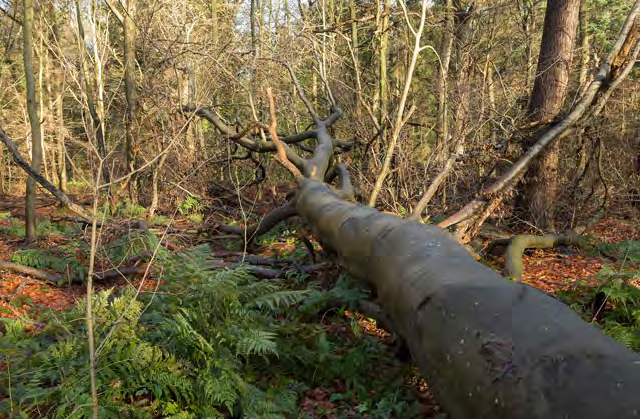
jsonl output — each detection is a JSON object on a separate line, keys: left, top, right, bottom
{"left": 266, "top": 87, "right": 303, "bottom": 179}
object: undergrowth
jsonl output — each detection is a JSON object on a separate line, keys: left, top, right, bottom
{"left": 0, "top": 242, "right": 426, "bottom": 418}
{"left": 557, "top": 239, "right": 640, "bottom": 351}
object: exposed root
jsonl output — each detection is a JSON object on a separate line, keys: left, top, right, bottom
{"left": 504, "top": 234, "right": 583, "bottom": 281}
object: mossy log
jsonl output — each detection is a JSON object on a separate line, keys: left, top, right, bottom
{"left": 296, "top": 179, "right": 640, "bottom": 419}
{"left": 504, "top": 234, "right": 582, "bottom": 281}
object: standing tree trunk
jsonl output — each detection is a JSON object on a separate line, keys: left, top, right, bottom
{"left": 55, "top": 59, "right": 67, "bottom": 192}
{"left": 521, "top": 0, "right": 580, "bottom": 230}
{"left": 75, "top": 0, "right": 110, "bottom": 185}
{"left": 368, "top": 0, "right": 431, "bottom": 207}
{"left": 520, "top": 0, "right": 538, "bottom": 91}
{"left": 578, "top": 0, "right": 591, "bottom": 88}
{"left": 350, "top": 0, "right": 359, "bottom": 116}
{"left": 123, "top": 0, "right": 138, "bottom": 200}
{"left": 250, "top": 0, "right": 257, "bottom": 55}
{"left": 23, "top": 0, "right": 42, "bottom": 242}
{"left": 210, "top": 0, "right": 218, "bottom": 43}
{"left": 378, "top": 0, "right": 391, "bottom": 147}
{"left": 436, "top": 0, "right": 454, "bottom": 151}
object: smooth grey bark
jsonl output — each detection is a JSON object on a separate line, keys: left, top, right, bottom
{"left": 296, "top": 178, "right": 640, "bottom": 419}
{"left": 193, "top": 57, "right": 640, "bottom": 419}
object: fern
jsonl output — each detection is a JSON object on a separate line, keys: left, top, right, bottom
{"left": 0, "top": 243, "right": 327, "bottom": 416}
{"left": 11, "top": 248, "right": 86, "bottom": 282}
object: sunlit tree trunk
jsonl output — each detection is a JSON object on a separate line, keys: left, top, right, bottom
{"left": 350, "top": 0, "right": 359, "bottom": 116}
{"left": 76, "top": 0, "right": 110, "bottom": 185}
{"left": 250, "top": 0, "right": 257, "bottom": 55}
{"left": 578, "top": 0, "right": 591, "bottom": 88}
{"left": 520, "top": 0, "right": 538, "bottom": 91}
{"left": 56, "top": 68, "right": 67, "bottom": 192}
{"left": 210, "top": 0, "right": 218, "bottom": 43}
{"left": 123, "top": 0, "right": 138, "bottom": 199}
{"left": 23, "top": 0, "right": 42, "bottom": 241}
{"left": 521, "top": 0, "right": 580, "bottom": 231}
{"left": 37, "top": 28, "right": 50, "bottom": 183}
{"left": 436, "top": 0, "right": 454, "bottom": 152}
{"left": 378, "top": 0, "right": 391, "bottom": 144}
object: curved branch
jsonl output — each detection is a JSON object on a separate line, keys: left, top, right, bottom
{"left": 277, "top": 60, "right": 321, "bottom": 124}
{"left": 0, "top": 126, "right": 93, "bottom": 221}
{"left": 217, "top": 202, "right": 298, "bottom": 241}
{"left": 504, "top": 234, "right": 582, "bottom": 281}
{"left": 335, "top": 163, "right": 355, "bottom": 201}
{"left": 410, "top": 154, "right": 457, "bottom": 221}
{"left": 186, "top": 105, "right": 308, "bottom": 171}
{"left": 266, "top": 88, "right": 303, "bottom": 179}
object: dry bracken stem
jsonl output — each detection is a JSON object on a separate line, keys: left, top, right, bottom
{"left": 266, "top": 87, "right": 302, "bottom": 178}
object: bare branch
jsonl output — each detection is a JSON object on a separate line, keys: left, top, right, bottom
{"left": 0, "top": 126, "right": 93, "bottom": 221}
{"left": 0, "top": 4, "right": 21, "bottom": 25}
{"left": 218, "top": 202, "right": 298, "bottom": 240}
{"left": 103, "top": 0, "right": 125, "bottom": 23}
{"left": 185, "top": 105, "right": 317, "bottom": 147}
{"left": 279, "top": 61, "right": 321, "bottom": 124}
{"left": 0, "top": 260, "right": 63, "bottom": 284}
{"left": 266, "top": 87, "right": 303, "bottom": 179}
{"left": 411, "top": 154, "right": 458, "bottom": 220}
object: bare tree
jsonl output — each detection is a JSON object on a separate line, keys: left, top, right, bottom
{"left": 23, "top": 0, "right": 42, "bottom": 242}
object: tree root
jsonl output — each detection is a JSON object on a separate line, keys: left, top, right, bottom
{"left": 503, "top": 234, "right": 582, "bottom": 281}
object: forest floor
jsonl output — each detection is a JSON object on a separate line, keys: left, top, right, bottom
{"left": 0, "top": 194, "right": 638, "bottom": 418}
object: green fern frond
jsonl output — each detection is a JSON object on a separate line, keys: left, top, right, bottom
{"left": 235, "top": 329, "right": 278, "bottom": 357}
{"left": 248, "top": 289, "right": 312, "bottom": 311}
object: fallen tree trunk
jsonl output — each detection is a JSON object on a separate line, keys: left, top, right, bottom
{"left": 295, "top": 178, "right": 640, "bottom": 419}
{"left": 191, "top": 60, "right": 640, "bottom": 418}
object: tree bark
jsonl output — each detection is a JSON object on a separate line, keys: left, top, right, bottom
{"left": 578, "top": 0, "right": 591, "bottom": 88}
{"left": 378, "top": 0, "right": 391, "bottom": 146}
{"left": 55, "top": 62, "right": 67, "bottom": 192}
{"left": 521, "top": 0, "right": 580, "bottom": 230}
{"left": 75, "top": 0, "right": 110, "bottom": 185}
{"left": 210, "top": 0, "right": 218, "bottom": 43}
{"left": 439, "top": 3, "right": 639, "bottom": 241}
{"left": 123, "top": 0, "right": 138, "bottom": 199}
{"left": 436, "top": 0, "right": 454, "bottom": 150}
{"left": 296, "top": 179, "right": 640, "bottom": 419}
{"left": 23, "top": 0, "right": 42, "bottom": 242}
{"left": 250, "top": 0, "right": 257, "bottom": 55}
{"left": 192, "top": 44, "right": 640, "bottom": 419}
